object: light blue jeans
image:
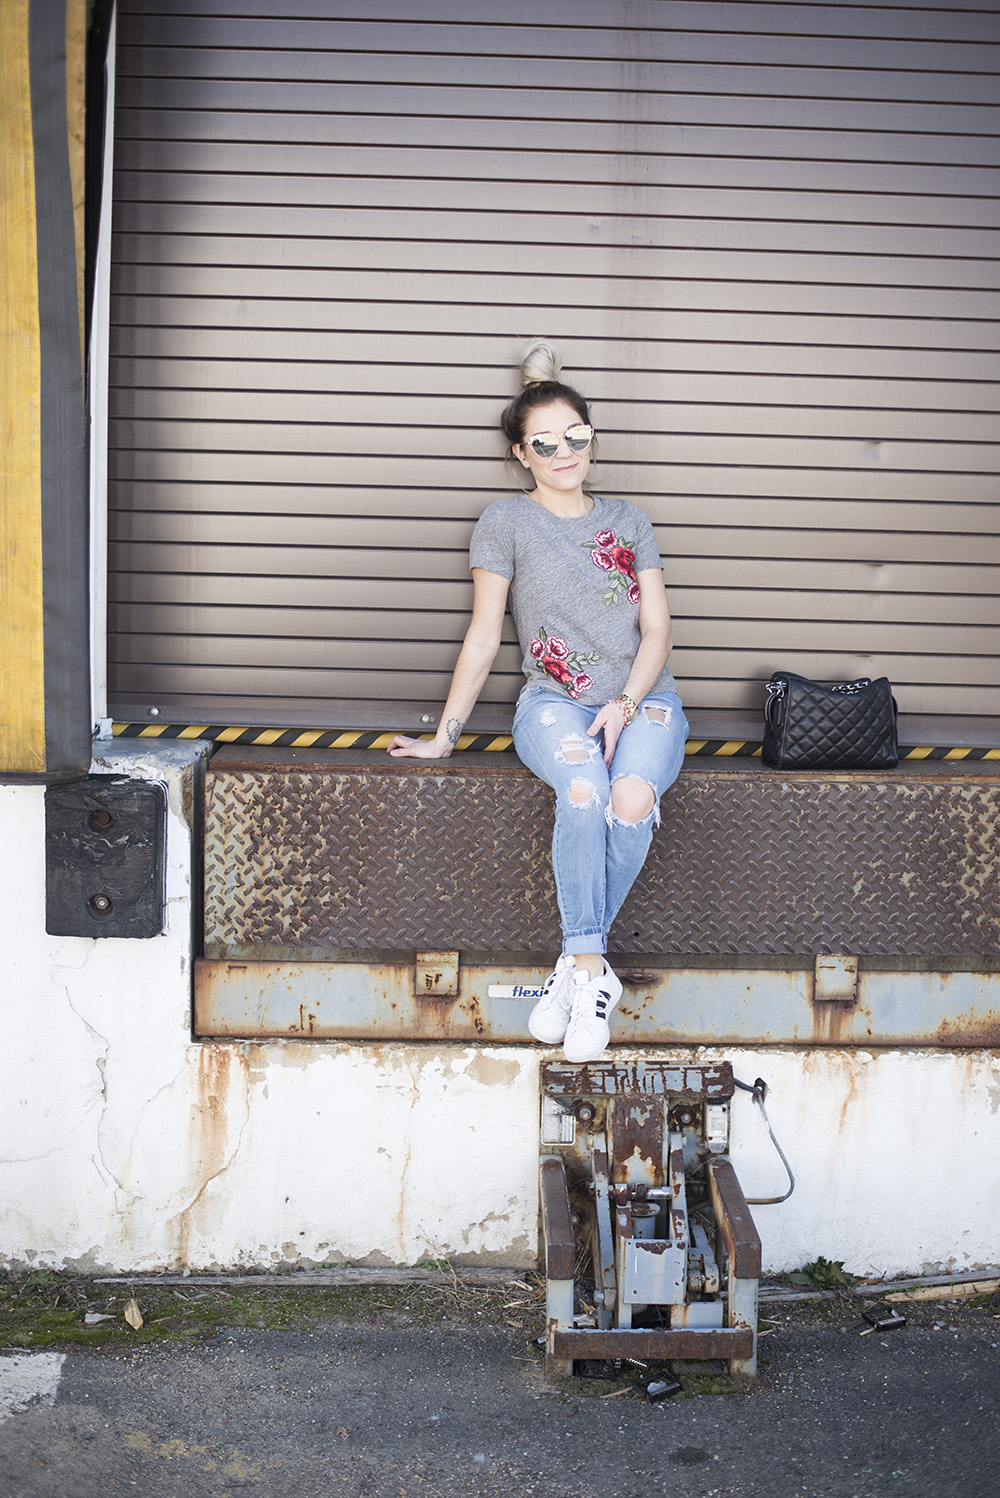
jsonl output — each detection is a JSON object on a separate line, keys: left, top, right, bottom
{"left": 512, "top": 687, "right": 689, "bottom": 956}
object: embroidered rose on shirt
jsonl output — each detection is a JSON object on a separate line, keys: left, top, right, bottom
{"left": 530, "top": 627, "right": 599, "bottom": 699}
{"left": 583, "top": 529, "right": 640, "bottom": 605}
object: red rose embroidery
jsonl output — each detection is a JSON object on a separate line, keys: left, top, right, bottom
{"left": 581, "top": 528, "right": 641, "bottom": 605}
{"left": 530, "top": 627, "right": 600, "bottom": 698}
{"left": 613, "top": 546, "right": 636, "bottom": 578}
{"left": 543, "top": 658, "right": 575, "bottom": 689}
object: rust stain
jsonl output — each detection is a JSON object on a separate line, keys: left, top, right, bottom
{"left": 463, "top": 997, "right": 487, "bottom": 1037}
{"left": 811, "top": 1000, "right": 856, "bottom": 1046}
{"left": 611, "top": 1097, "right": 662, "bottom": 1185}
{"left": 172, "top": 1046, "right": 249, "bottom": 1269}
{"left": 934, "top": 1009, "right": 1000, "bottom": 1048}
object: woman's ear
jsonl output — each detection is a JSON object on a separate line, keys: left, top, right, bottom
{"left": 511, "top": 444, "right": 530, "bottom": 469}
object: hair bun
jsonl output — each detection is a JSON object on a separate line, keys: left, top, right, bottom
{"left": 519, "top": 337, "right": 562, "bottom": 389}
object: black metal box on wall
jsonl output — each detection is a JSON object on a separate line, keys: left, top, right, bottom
{"left": 45, "top": 777, "right": 167, "bottom": 938}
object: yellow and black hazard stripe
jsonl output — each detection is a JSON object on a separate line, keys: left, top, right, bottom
{"left": 112, "top": 724, "right": 1000, "bottom": 760}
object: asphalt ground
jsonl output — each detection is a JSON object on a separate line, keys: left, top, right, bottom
{"left": 0, "top": 1283, "right": 998, "bottom": 1498}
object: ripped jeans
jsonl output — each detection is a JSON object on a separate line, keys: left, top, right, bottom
{"left": 512, "top": 687, "right": 689, "bottom": 957}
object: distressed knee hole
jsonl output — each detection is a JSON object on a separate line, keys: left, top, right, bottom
{"left": 569, "top": 778, "right": 600, "bottom": 809}
{"left": 555, "top": 732, "right": 600, "bottom": 766}
{"left": 644, "top": 706, "right": 667, "bottom": 724}
{"left": 608, "top": 775, "right": 659, "bottom": 827}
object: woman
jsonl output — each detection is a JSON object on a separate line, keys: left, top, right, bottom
{"left": 388, "top": 341, "right": 687, "bottom": 1062}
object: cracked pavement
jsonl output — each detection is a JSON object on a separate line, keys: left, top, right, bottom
{"left": 1, "top": 1294, "right": 998, "bottom": 1497}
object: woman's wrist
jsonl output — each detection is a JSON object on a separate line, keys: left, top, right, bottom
{"left": 608, "top": 693, "right": 639, "bottom": 726}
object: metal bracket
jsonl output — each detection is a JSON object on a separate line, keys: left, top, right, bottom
{"left": 45, "top": 776, "right": 167, "bottom": 938}
{"left": 814, "top": 953, "right": 859, "bottom": 1005}
{"left": 415, "top": 950, "right": 459, "bottom": 998}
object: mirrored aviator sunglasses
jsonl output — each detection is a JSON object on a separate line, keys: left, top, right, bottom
{"left": 526, "top": 423, "right": 594, "bottom": 459}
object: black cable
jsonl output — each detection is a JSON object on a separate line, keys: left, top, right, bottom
{"left": 733, "top": 1075, "right": 795, "bottom": 1205}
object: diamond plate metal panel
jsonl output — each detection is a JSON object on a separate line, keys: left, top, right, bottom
{"left": 204, "top": 750, "right": 1000, "bottom": 958}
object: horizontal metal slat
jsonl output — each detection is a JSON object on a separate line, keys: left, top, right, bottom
{"left": 112, "top": 76, "right": 1000, "bottom": 136}
{"left": 106, "top": 671, "right": 999, "bottom": 719}
{"left": 112, "top": 169, "right": 1000, "bottom": 230}
{"left": 106, "top": 625, "right": 1000, "bottom": 690}
{"left": 108, "top": 357, "right": 1000, "bottom": 414}
{"left": 112, "top": 201, "right": 999, "bottom": 261}
{"left": 106, "top": 413, "right": 1000, "bottom": 477}
{"left": 109, "top": 294, "right": 1000, "bottom": 355}
{"left": 110, "top": 230, "right": 1000, "bottom": 294}
{"left": 103, "top": 479, "right": 1000, "bottom": 532}
{"left": 108, "top": 511, "right": 1000, "bottom": 568}
{"left": 112, "top": 109, "right": 1000, "bottom": 169}
{"left": 110, "top": 263, "right": 1000, "bottom": 325}
{"left": 118, "top": 0, "right": 1000, "bottom": 46}
{"left": 107, "top": 603, "right": 999, "bottom": 660}
{"left": 108, "top": 387, "right": 1000, "bottom": 446}
{"left": 105, "top": 447, "right": 1000, "bottom": 501}
{"left": 108, "top": 323, "right": 1000, "bottom": 382}
{"left": 112, "top": 139, "right": 1000, "bottom": 202}
{"left": 113, "top": 45, "right": 1000, "bottom": 105}
{"left": 115, "top": 13, "right": 1000, "bottom": 75}
{"left": 104, "top": 580, "right": 1000, "bottom": 629}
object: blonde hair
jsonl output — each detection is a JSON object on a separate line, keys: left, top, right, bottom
{"left": 518, "top": 337, "right": 562, "bottom": 388}
{"left": 499, "top": 339, "right": 592, "bottom": 446}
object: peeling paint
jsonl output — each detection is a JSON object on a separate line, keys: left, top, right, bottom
{"left": 458, "top": 1052, "right": 524, "bottom": 1089}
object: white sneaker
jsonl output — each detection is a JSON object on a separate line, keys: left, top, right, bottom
{"left": 562, "top": 963, "right": 623, "bottom": 1063}
{"left": 528, "top": 955, "right": 577, "bottom": 1044}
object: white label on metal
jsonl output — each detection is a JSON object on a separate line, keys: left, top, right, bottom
{"left": 488, "top": 984, "right": 543, "bottom": 999}
{"left": 541, "top": 1095, "right": 576, "bottom": 1145}
{"left": 705, "top": 1102, "right": 729, "bottom": 1153}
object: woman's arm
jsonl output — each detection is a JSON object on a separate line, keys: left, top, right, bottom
{"left": 387, "top": 567, "right": 511, "bottom": 758}
{"left": 587, "top": 567, "right": 673, "bottom": 766}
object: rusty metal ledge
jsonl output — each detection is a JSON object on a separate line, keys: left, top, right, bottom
{"left": 193, "top": 960, "right": 1000, "bottom": 1047}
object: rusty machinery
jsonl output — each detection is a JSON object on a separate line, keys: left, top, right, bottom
{"left": 539, "top": 1059, "right": 761, "bottom": 1379}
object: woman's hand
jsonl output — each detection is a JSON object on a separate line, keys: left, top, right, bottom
{"left": 385, "top": 568, "right": 509, "bottom": 762}
{"left": 386, "top": 733, "right": 453, "bottom": 759}
{"left": 588, "top": 700, "right": 627, "bottom": 767}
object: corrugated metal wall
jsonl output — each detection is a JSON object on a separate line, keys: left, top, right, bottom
{"left": 107, "top": 0, "right": 1000, "bottom": 733}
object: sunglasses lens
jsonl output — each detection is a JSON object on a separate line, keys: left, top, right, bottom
{"left": 527, "top": 425, "right": 593, "bottom": 458}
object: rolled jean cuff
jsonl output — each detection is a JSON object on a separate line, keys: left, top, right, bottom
{"left": 563, "top": 931, "right": 606, "bottom": 957}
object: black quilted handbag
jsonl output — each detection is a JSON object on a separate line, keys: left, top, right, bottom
{"left": 762, "top": 671, "right": 899, "bottom": 770}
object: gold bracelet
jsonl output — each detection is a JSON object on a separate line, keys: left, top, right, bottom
{"left": 610, "top": 693, "right": 639, "bottom": 726}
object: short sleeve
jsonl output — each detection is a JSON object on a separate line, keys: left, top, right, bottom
{"left": 630, "top": 505, "right": 663, "bottom": 573}
{"left": 469, "top": 501, "right": 515, "bottom": 580}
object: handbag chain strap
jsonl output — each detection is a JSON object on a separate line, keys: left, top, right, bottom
{"left": 766, "top": 675, "right": 872, "bottom": 703}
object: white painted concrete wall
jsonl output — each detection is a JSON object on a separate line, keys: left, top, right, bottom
{"left": 2, "top": 740, "right": 999, "bottom": 1277}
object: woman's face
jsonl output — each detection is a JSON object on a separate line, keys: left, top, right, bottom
{"left": 512, "top": 400, "right": 592, "bottom": 496}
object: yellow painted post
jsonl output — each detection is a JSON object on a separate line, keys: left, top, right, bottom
{"left": 0, "top": 0, "right": 46, "bottom": 773}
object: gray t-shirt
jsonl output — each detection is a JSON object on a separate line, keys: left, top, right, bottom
{"left": 469, "top": 493, "right": 678, "bottom": 707}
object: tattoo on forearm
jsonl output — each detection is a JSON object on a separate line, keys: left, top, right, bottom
{"left": 444, "top": 717, "right": 465, "bottom": 747}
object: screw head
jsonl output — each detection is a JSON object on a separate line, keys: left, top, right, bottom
{"left": 89, "top": 893, "right": 113, "bottom": 916}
